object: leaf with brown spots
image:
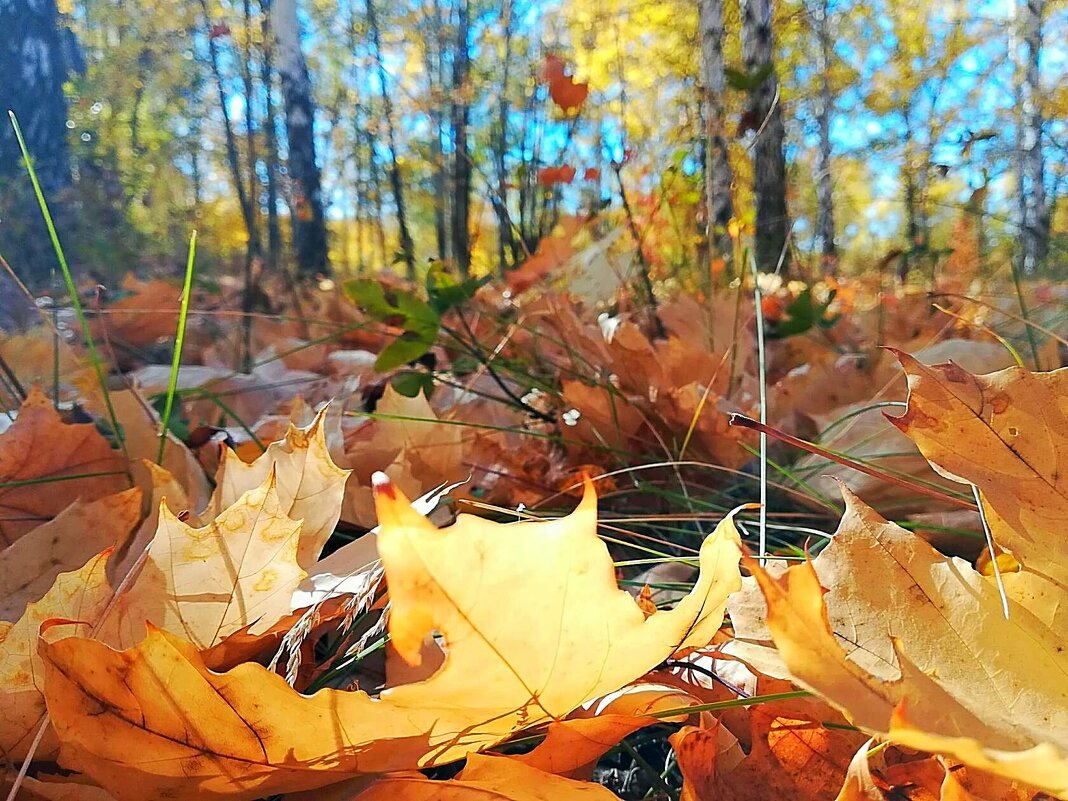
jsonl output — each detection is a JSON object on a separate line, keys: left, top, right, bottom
{"left": 205, "top": 408, "right": 350, "bottom": 569}
{"left": 890, "top": 353, "right": 1068, "bottom": 589}
{"left": 95, "top": 473, "right": 305, "bottom": 649}
{"left": 0, "top": 387, "right": 127, "bottom": 545}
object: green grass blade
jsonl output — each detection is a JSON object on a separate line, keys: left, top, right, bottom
{"left": 8, "top": 112, "right": 131, "bottom": 479}
{"left": 157, "top": 231, "right": 197, "bottom": 464}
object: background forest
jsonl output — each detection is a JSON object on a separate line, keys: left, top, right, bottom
{"left": 0, "top": 0, "right": 1065, "bottom": 291}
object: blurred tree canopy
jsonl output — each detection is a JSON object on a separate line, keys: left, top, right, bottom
{"left": 0, "top": 0, "right": 1064, "bottom": 288}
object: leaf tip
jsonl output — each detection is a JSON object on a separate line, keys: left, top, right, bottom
{"left": 372, "top": 470, "right": 397, "bottom": 501}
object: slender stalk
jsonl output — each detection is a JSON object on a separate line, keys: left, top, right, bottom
{"left": 157, "top": 231, "right": 197, "bottom": 464}
{"left": 729, "top": 413, "right": 978, "bottom": 511}
{"left": 9, "top": 112, "right": 131, "bottom": 479}
{"left": 748, "top": 256, "right": 769, "bottom": 563}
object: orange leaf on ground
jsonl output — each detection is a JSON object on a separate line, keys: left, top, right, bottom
{"left": 734, "top": 483, "right": 1068, "bottom": 798}
{"left": 0, "top": 488, "right": 141, "bottom": 621}
{"left": 0, "top": 387, "right": 127, "bottom": 545}
{"left": 889, "top": 353, "right": 1068, "bottom": 588}
{"left": 0, "top": 551, "right": 113, "bottom": 761}
{"left": 352, "top": 755, "right": 617, "bottom": 800}
{"left": 513, "top": 684, "right": 699, "bottom": 779}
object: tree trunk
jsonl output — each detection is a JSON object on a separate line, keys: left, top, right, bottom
{"left": 426, "top": 0, "right": 448, "bottom": 260}
{"left": 1015, "top": 0, "right": 1048, "bottom": 274}
{"left": 813, "top": 0, "right": 836, "bottom": 271}
{"left": 0, "top": 0, "right": 74, "bottom": 285}
{"left": 740, "top": 0, "right": 790, "bottom": 273}
{"left": 698, "top": 0, "right": 734, "bottom": 279}
{"left": 242, "top": 0, "right": 260, "bottom": 249}
{"left": 491, "top": 0, "right": 516, "bottom": 274}
{"left": 366, "top": 0, "right": 416, "bottom": 278}
{"left": 272, "top": 0, "right": 330, "bottom": 277}
{"left": 260, "top": 0, "right": 283, "bottom": 273}
{"left": 200, "top": 0, "right": 262, "bottom": 267}
{"left": 450, "top": 0, "right": 473, "bottom": 276}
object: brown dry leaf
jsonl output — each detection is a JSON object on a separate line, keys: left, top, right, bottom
{"left": 93, "top": 276, "right": 180, "bottom": 350}
{"left": 837, "top": 747, "right": 1046, "bottom": 801}
{"left": 0, "top": 551, "right": 112, "bottom": 761}
{"left": 97, "top": 389, "right": 210, "bottom": 513}
{"left": 206, "top": 408, "right": 349, "bottom": 568}
{"left": 38, "top": 481, "right": 742, "bottom": 801}
{"left": 560, "top": 380, "right": 645, "bottom": 453}
{"left": 96, "top": 474, "right": 305, "bottom": 650}
{"left": 512, "top": 683, "right": 699, "bottom": 780}
{"left": 2, "top": 773, "right": 117, "bottom": 801}
{"left": 340, "top": 387, "right": 462, "bottom": 528}
{"left": 0, "top": 488, "right": 141, "bottom": 621}
{"left": 671, "top": 689, "right": 866, "bottom": 801}
{"left": 506, "top": 216, "right": 585, "bottom": 294}
{"left": 0, "top": 387, "right": 127, "bottom": 545}
{"left": 737, "top": 485, "right": 1068, "bottom": 798}
{"left": 889, "top": 352, "right": 1068, "bottom": 589}
{"left": 351, "top": 755, "right": 617, "bottom": 800}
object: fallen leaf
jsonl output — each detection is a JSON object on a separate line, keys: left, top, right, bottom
{"left": 671, "top": 684, "right": 866, "bottom": 800}
{"left": 374, "top": 477, "right": 743, "bottom": 754}
{"left": 0, "top": 551, "right": 112, "bottom": 761}
{"left": 2, "top": 772, "right": 117, "bottom": 801}
{"left": 889, "top": 353, "right": 1068, "bottom": 589}
{"left": 0, "top": 387, "right": 127, "bottom": 545}
{"left": 513, "top": 683, "right": 699, "bottom": 779}
{"left": 96, "top": 474, "right": 305, "bottom": 649}
{"left": 38, "top": 480, "right": 743, "bottom": 800}
{"left": 740, "top": 485, "right": 1068, "bottom": 798}
{"left": 0, "top": 489, "right": 141, "bottom": 621}
{"left": 206, "top": 408, "right": 349, "bottom": 568}
{"left": 352, "top": 754, "right": 617, "bottom": 800}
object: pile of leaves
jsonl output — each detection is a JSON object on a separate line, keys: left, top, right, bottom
{"left": 1, "top": 270, "right": 1066, "bottom": 800}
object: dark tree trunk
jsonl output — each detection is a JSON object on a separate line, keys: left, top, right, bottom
{"left": 0, "top": 0, "right": 75, "bottom": 285}
{"left": 200, "top": 0, "right": 262, "bottom": 266}
{"left": 449, "top": 0, "right": 472, "bottom": 276}
{"left": 740, "top": 0, "right": 790, "bottom": 273}
{"left": 813, "top": 0, "right": 836, "bottom": 271}
{"left": 426, "top": 0, "right": 449, "bottom": 260}
{"left": 699, "top": 0, "right": 734, "bottom": 280}
{"left": 1015, "top": 0, "right": 1049, "bottom": 273}
{"left": 366, "top": 0, "right": 415, "bottom": 278}
{"left": 492, "top": 0, "right": 516, "bottom": 274}
{"left": 272, "top": 0, "right": 330, "bottom": 277}
{"left": 260, "top": 0, "right": 283, "bottom": 272}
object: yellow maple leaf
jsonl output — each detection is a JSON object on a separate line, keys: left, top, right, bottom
{"left": 38, "top": 479, "right": 744, "bottom": 801}
{"left": 95, "top": 474, "right": 305, "bottom": 650}
{"left": 205, "top": 408, "right": 349, "bottom": 568}
{"left": 889, "top": 352, "right": 1068, "bottom": 589}
{"left": 0, "top": 552, "right": 112, "bottom": 761}
{"left": 738, "top": 485, "right": 1068, "bottom": 798}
